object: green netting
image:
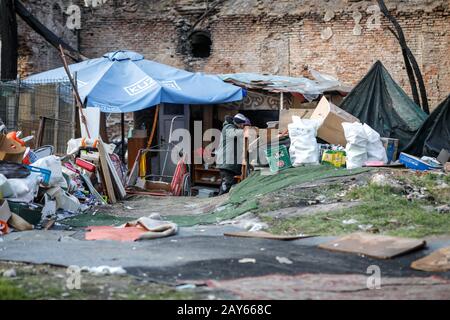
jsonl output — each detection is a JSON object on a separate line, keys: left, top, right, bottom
{"left": 229, "top": 166, "right": 370, "bottom": 205}
{"left": 62, "top": 166, "right": 371, "bottom": 228}
{"left": 166, "top": 166, "right": 371, "bottom": 226}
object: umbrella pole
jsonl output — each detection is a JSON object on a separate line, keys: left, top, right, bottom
{"left": 121, "top": 113, "right": 125, "bottom": 164}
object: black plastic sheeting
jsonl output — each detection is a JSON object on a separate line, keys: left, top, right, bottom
{"left": 403, "top": 95, "right": 450, "bottom": 157}
{"left": 339, "top": 61, "right": 427, "bottom": 149}
{"left": 0, "top": 160, "right": 30, "bottom": 179}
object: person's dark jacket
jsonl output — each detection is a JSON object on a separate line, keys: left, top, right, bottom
{"left": 215, "top": 119, "right": 243, "bottom": 174}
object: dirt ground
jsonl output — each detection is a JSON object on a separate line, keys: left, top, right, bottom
{"left": 1, "top": 167, "right": 449, "bottom": 300}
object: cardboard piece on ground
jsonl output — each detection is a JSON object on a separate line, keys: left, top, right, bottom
{"left": 411, "top": 247, "right": 450, "bottom": 272}
{"left": 224, "top": 231, "right": 314, "bottom": 241}
{"left": 318, "top": 232, "right": 426, "bottom": 259}
{"left": 310, "top": 97, "right": 359, "bottom": 146}
{"left": 279, "top": 109, "right": 313, "bottom": 132}
{"left": 0, "top": 134, "right": 26, "bottom": 163}
{"left": 8, "top": 213, "right": 33, "bottom": 231}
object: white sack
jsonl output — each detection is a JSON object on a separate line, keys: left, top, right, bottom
{"left": 288, "top": 117, "right": 321, "bottom": 166}
{"left": 363, "top": 124, "right": 388, "bottom": 163}
{"left": 342, "top": 122, "right": 368, "bottom": 169}
{"left": 6, "top": 173, "right": 41, "bottom": 203}
{"left": 33, "top": 155, "right": 67, "bottom": 188}
{"left": 0, "top": 174, "right": 14, "bottom": 198}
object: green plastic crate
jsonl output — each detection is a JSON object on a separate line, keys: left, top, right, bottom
{"left": 265, "top": 145, "right": 292, "bottom": 173}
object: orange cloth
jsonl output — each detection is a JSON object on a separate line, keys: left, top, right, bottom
{"left": 85, "top": 225, "right": 148, "bottom": 242}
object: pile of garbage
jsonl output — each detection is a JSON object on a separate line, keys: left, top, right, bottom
{"left": 266, "top": 96, "right": 449, "bottom": 173}
{"left": 0, "top": 129, "right": 126, "bottom": 236}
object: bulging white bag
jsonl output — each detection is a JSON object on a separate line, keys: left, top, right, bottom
{"left": 288, "top": 116, "right": 321, "bottom": 166}
{"left": 33, "top": 155, "right": 68, "bottom": 188}
{"left": 342, "top": 122, "right": 368, "bottom": 169}
{"left": 363, "top": 124, "right": 388, "bottom": 163}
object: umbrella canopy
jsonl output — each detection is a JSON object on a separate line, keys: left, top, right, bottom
{"left": 25, "top": 50, "right": 244, "bottom": 113}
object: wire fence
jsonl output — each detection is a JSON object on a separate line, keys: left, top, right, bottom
{"left": 0, "top": 78, "right": 76, "bottom": 154}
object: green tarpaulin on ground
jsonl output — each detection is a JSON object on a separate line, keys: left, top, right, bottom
{"left": 168, "top": 166, "right": 371, "bottom": 227}
{"left": 62, "top": 166, "right": 371, "bottom": 228}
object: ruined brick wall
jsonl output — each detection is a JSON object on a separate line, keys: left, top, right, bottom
{"left": 16, "top": 0, "right": 450, "bottom": 108}
{"left": 16, "top": 0, "right": 79, "bottom": 77}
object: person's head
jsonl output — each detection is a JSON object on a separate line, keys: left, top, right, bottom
{"left": 233, "top": 113, "right": 251, "bottom": 129}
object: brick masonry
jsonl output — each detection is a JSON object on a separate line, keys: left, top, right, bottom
{"left": 13, "top": 0, "right": 450, "bottom": 110}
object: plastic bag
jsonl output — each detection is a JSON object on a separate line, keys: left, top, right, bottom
{"left": 33, "top": 155, "right": 68, "bottom": 188}
{"left": 288, "top": 117, "right": 321, "bottom": 166}
{"left": 363, "top": 124, "right": 388, "bottom": 163}
{"left": 342, "top": 122, "right": 368, "bottom": 169}
{"left": 6, "top": 173, "right": 40, "bottom": 203}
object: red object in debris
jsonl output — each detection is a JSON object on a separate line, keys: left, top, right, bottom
{"left": 0, "top": 220, "right": 9, "bottom": 235}
{"left": 75, "top": 158, "right": 96, "bottom": 172}
{"left": 6, "top": 132, "right": 25, "bottom": 147}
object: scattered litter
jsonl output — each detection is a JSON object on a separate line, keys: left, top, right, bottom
{"left": 358, "top": 224, "right": 378, "bottom": 233}
{"left": 176, "top": 284, "right": 197, "bottom": 291}
{"left": 436, "top": 205, "right": 450, "bottom": 214}
{"left": 81, "top": 266, "right": 127, "bottom": 276}
{"left": 276, "top": 256, "right": 293, "bottom": 264}
{"left": 238, "top": 258, "right": 256, "bottom": 264}
{"left": 342, "top": 219, "right": 358, "bottom": 225}
{"left": 2, "top": 268, "right": 17, "bottom": 278}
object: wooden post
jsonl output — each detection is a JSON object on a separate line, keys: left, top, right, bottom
{"left": 0, "top": 0, "right": 18, "bottom": 80}
{"left": 54, "top": 84, "right": 60, "bottom": 152}
{"left": 36, "top": 116, "right": 46, "bottom": 148}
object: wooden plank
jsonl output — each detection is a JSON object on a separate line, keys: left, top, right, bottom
{"left": 99, "top": 138, "right": 127, "bottom": 199}
{"left": 80, "top": 173, "right": 107, "bottom": 205}
{"left": 224, "top": 231, "right": 314, "bottom": 241}
{"left": 318, "top": 232, "right": 426, "bottom": 259}
{"left": 411, "top": 247, "right": 450, "bottom": 272}
{"left": 97, "top": 139, "right": 116, "bottom": 204}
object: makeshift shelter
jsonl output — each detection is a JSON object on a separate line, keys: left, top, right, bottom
{"left": 339, "top": 61, "right": 427, "bottom": 149}
{"left": 25, "top": 51, "right": 244, "bottom": 186}
{"left": 25, "top": 50, "right": 244, "bottom": 113}
{"left": 402, "top": 94, "right": 450, "bottom": 157}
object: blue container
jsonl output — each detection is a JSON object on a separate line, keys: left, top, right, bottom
{"left": 25, "top": 165, "right": 51, "bottom": 184}
{"left": 398, "top": 153, "right": 440, "bottom": 171}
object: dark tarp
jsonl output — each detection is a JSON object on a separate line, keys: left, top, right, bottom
{"left": 402, "top": 94, "right": 450, "bottom": 157}
{"left": 339, "top": 61, "right": 427, "bottom": 149}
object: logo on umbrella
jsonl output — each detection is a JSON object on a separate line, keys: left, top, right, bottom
{"left": 124, "top": 76, "right": 158, "bottom": 96}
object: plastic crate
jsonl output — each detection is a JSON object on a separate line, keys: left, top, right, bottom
{"left": 265, "top": 145, "right": 292, "bottom": 173}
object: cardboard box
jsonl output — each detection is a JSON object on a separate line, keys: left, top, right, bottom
{"left": 279, "top": 109, "right": 314, "bottom": 132}
{"left": 0, "top": 134, "right": 26, "bottom": 163}
{"left": 310, "top": 97, "right": 359, "bottom": 146}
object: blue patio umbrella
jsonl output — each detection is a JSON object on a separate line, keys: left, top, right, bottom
{"left": 25, "top": 50, "right": 244, "bottom": 113}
